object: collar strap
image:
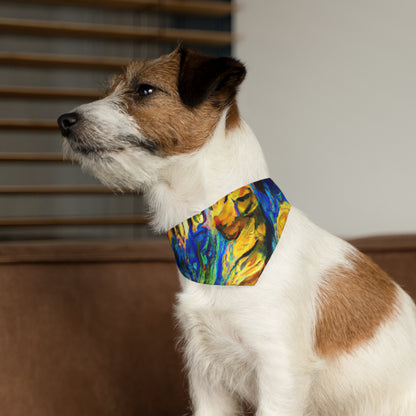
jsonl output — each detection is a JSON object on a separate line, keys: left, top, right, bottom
{"left": 167, "top": 178, "right": 290, "bottom": 286}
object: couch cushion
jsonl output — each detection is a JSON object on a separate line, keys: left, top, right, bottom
{"left": 0, "top": 240, "right": 187, "bottom": 416}
{"left": 0, "top": 236, "right": 414, "bottom": 415}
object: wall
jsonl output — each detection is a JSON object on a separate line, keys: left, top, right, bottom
{"left": 234, "top": 0, "right": 416, "bottom": 238}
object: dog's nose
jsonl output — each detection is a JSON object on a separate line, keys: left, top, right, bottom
{"left": 57, "top": 112, "right": 79, "bottom": 137}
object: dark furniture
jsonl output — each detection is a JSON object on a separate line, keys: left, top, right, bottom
{"left": 0, "top": 236, "right": 414, "bottom": 415}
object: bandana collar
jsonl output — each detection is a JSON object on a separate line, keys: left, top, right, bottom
{"left": 167, "top": 178, "right": 291, "bottom": 286}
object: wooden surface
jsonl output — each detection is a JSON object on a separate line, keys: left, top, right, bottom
{"left": 0, "top": 153, "right": 64, "bottom": 162}
{"left": 0, "top": 86, "right": 101, "bottom": 101}
{"left": 0, "top": 215, "right": 148, "bottom": 227}
{"left": 0, "top": 18, "right": 234, "bottom": 46}
{"left": 0, "top": 52, "right": 129, "bottom": 70}
{"left": 349, "top": 234, "right": 416, "bottom": 253}
{"left": 0, "top": 239, "right": 172, "bottom": 263}
{"left": 9, "top": 0, "right": 234, "bottom": 17}
{"left": 0, "top": 185, "right": 135, "bottom": 194}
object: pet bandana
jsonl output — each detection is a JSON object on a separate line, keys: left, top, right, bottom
{"left": 167, "top": 178, "right": 291, "bottom": 286}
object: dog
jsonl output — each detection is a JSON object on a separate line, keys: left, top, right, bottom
{"left": 58, "top": 47, "right": 416, "bottom": 415}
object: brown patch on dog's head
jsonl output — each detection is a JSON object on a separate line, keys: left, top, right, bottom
{"left": 315, "top": 251, "right": 398, "bottom": 358}
{"left": 109, "top": 47, "right": 246, "bottom": 156}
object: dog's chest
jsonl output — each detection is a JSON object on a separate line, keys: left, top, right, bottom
{"left": 176, "top": 286, "right": 258, "bottom": 395}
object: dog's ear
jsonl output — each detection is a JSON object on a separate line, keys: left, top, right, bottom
{"left": 178, "top": 48, "right": 246, "bottom": 108}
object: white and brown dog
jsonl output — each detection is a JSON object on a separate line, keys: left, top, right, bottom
{"left": 58, "top": 48, "right": 416, "bottom": 415}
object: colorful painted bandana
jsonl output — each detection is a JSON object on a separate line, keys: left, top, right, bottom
{"left": 167, "top": 179, "right": 291, "bottom": 286}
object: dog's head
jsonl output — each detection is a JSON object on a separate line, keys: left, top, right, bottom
{"left": 58, "top": 47, "right": 246, "bottom": 191}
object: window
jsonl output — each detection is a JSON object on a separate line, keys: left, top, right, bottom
{"left": 0, "top": 0, "right": 233, "bottom": 240}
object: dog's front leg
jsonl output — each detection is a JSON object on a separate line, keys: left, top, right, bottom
{"left": 188, "top": 367, "right": 240, "bottom": 416}
{"left": 253, "top": 342, "right": 312, "bottom": 416}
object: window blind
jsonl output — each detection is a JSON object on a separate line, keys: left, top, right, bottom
{"left": 0, "top": 0, "right": 234, "bottom": 240}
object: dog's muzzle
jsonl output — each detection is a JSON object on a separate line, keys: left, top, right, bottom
{"left": 57, "top": 112, "right": 80, "bottom": 137}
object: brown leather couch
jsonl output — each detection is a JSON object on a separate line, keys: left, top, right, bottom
{"left": 0, "top": 236, "right": 415, "bottom": 416}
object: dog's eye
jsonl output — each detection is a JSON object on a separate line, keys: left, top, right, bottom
{"left": 134, "top": 84, "right": 156, "bottom": 98}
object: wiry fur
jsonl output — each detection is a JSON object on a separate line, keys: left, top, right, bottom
{"left": 58, "top": 48, "right": 416, "bottom": 415}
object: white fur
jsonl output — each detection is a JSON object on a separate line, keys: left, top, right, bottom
{"left": 63, "top": 89, "right": 170, "bottom": 191}
{"left": 64, "top": 96, "right": 416, "bottom": 415}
